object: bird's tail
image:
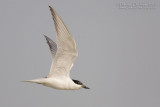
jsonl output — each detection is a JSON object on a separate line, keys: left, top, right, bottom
{"left": 22, "top": 78, "right": 46, "bottom": 84}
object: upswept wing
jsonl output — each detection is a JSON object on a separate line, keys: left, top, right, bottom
{"left": 47, "top": 6, "right": 78, "bottom": 78}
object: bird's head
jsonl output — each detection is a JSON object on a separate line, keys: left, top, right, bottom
{"left": 72, "top": 79, "right": 90, "bottom": 89}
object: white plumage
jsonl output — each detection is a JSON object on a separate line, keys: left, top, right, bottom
{"left": 23, "top": 6, "right": 89, "bottom": 90}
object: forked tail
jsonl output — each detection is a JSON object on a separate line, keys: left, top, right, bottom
{"left": 22, "top": 78, "right": 46, "bottom": 84}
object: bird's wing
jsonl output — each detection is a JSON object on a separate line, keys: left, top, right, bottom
{"left": 44, "top": 35, "right": 57, "bottom": 59}
{"left": 47, "top": 6, "right": 78, "bottom": 78}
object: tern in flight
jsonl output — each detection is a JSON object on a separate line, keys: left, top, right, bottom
{"left": 23, "top": 6, "right": 89, "bottom": 90}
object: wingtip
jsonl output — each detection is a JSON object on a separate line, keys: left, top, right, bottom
{"left": 48, "top": 5, "right": 56, "bottom": 14}
{"left": 43, "top": 35, "right": 49, "bottom": 42}
{"left": 43, "top": 34, "right": 47, "bottom": 38}
{"left": 48, "top": 5, "right": 53, "bottom": 11}
{"left": 48, "top": 5, "right": 51, "bottom": 8}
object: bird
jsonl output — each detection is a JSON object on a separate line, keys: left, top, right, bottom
{"left": 23, "top": 6, "right": 89, "bottom": 90}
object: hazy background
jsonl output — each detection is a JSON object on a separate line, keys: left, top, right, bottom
{"left": 0, "top": 0, "right": 160, "bottom": 107}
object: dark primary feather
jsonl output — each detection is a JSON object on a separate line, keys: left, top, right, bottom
{"left": 44, "top": 35, "right": 57, "bottom": 59}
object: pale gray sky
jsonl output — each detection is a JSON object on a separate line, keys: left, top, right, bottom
{"left": 0, "top": 0, "right": 160, "bottom": 107}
